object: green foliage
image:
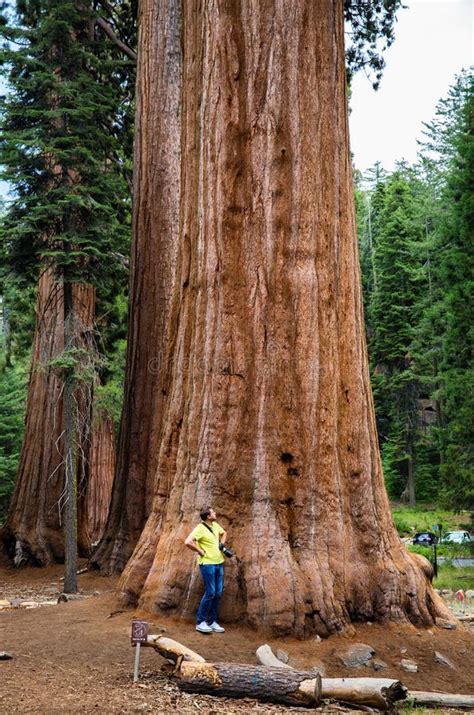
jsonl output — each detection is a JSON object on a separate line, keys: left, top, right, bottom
{"left": 367, "top": 168, "right": 428, "bottom": 501}
{"left": 432, "top": 563, "right": 474, "bottom": 592}
{"left": 409, "top": 543, "right": 473, "bottom": 559}
{"left": 391, "top": 505, "right": 468, "bottom": 536}
{"left": 0, "top": 357, "right": 27, "bottom": 522}
{"left": 0, "top": 0, "right": 132, "bottom": 286}
{"left": 344, "top": 1, "right": 404, "bottom": 89}
{"left": 0, "top": 1, "right": 135, "bottom": 519}
{"left": 417, "top": 70, "right": 474, "bottom": 509}
{"left": 357, "top": 71, "right": 473, "bottom": 508}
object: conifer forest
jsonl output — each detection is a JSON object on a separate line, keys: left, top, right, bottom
{"left": 0, "top": 0, "right": 472, "bottom": 650}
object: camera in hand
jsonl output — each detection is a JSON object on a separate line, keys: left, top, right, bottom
{"left": 219, "top": 543, "right": 234, "bottom": 558}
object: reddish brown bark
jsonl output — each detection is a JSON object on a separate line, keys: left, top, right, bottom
{"left": 91, "top": 0, "right": 182, "bottom": 574}
{"left": 118, "top": 0, "right": 452, "bottom": 636}
{"left": 77, "top": 406, "right": 116, "bottom": 554}
{"left": 1, "top": 271, "right": 114, "bottom": 565}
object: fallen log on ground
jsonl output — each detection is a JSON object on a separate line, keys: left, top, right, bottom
{"left": 408, "top": 691, "right": 474, "bottom": 709}
{"left": 143, "top": 635, "right": 205, "bottom": 663}
{"left": 176, "top": 660, "right": 322, "bottom": 707}
{"left": 177, "top": 662, "right": 407, "bottom": 710}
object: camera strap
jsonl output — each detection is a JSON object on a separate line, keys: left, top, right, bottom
{"left": 201, "top": 521, "right": 219, "bottom": 543}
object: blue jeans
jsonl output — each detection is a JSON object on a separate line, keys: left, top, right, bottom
{"left": 196, "top": 563, "right": 224, "bottom": 625}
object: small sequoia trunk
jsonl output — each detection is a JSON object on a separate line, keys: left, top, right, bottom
{"left": 91, "top": 0, "right": 182, "bottom": 574}
{"left": 119, "top": 0, "right": 452, "bottom": 634}
{"left": 177, "top": 662, "right": 321, "bottom": 708}
{"left": 77, "top": 406, "right": 115, "bottom": 554}
{"left": 2, "top": 270, "right": 66, "bottom": 564}
{"left": 1, "top": 271, "right": 114, "bottom": 564}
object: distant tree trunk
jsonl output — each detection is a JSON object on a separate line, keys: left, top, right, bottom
{"left": 406, "top": 442, "right": 416, "bottom": 507}
{"left": 1, "top": 270, "right": 114, "bottom": 565}
{"left": 116, "top": 0, "right": 452, "bottom": 636}
{"left": 91, "top": 0, "right": 182, "bottom": 574}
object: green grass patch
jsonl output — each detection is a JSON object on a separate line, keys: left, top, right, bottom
{"left": 409, "top": 543, "right": 473, "bottom": 559}
{"left": 406, "top": 545, "right": 474, "bottom": 590}
{"left": 433, "top": 563, "right": 474, "bottom": 591}
{"left": 391, "top": 503, "right": 472, "bottom": 537}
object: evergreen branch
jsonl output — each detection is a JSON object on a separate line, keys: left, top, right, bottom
{"left": 97, "top": 0, "right": 120, "bottom": 23}
{"left": 95, "top": 16, "right": 137, "bottom": 62}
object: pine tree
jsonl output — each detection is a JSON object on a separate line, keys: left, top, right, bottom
{"left": 415, "top": 70, "right": 474, "bottom": 509}
{"left": 369, "top": 169, "right": 426, "bottom": 504}
{"left": 0, "top": 0, "right": 134, "bottom": 578}
{"left": 432, "top": 77, "right": 473, "bottom": 508}
{"left": 0, "top": 359, "right": 27, "bottom": 521}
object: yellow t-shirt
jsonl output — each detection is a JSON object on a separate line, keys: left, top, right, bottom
{"left": 189, "top": 521, "right": 225, "bottom": 565}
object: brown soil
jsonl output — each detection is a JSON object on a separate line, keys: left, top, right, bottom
{"left": 1, "top": 557, "right": 473, "bottom": 714}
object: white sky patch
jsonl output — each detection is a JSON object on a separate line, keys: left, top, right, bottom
{"left": 349, "top": 0, "right": 473, "bottom": 174}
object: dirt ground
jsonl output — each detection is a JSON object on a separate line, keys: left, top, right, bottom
{"left": 1, "top": 556, "right": 473, "bottom": 714}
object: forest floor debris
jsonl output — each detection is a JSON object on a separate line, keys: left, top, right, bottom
{"left": 0, "top": 556, "right": 473, "bottom": 714}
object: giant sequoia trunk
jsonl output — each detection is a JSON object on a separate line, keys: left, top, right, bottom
{"left": 1, "top": 270, "right": 114, "bottom": 565}
{"left": 91, "top": 0, "right": 182, "bottom": 574}
{"left": 118, "top": 0, "right": 451, "bottom": 636}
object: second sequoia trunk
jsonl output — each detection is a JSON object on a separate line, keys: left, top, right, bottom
{"left": 1, "top": 270, "right": 114, "bottom": 564}
{"left": 118, "top": 0, "right": 451, "bottom": 635}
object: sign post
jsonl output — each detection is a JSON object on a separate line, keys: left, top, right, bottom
{"left": 432, "top": 524, "right": 442, "bottom": 578}
{"left": 131, "top": 619, "right": 149, "bottom": 683}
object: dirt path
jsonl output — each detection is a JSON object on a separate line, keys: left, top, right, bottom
{"left": 1, "top": 558, "right": 473, "bottom": 714}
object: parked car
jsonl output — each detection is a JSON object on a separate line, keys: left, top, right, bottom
{"left": 440, "top": 531, "right": 473, "bottom": 544}
{"left": 413, "top": 531, "right": 438, "bottom": 545}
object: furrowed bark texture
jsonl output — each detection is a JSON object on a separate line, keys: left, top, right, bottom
{"left": 1, "top": 271, "right": 114, "bottom": 564}
{"left": 119, "top": 0, "right": 452, "bottom": 635}
{"left": 77, "top": 407, "right": 116, "bottom": 553}
{"left": 91, "top": 0, "right": 182, "bottom": 574}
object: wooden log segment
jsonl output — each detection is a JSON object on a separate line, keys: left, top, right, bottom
{"left": 310, "top": 677, "right": 407, "bottom": 710}
{"left": 256, "top": 644, "right": 293, "bottom": 669}
{"left": 408, "top": 691, "right": 474, "bottom": 709}
{"left": 177, "top": 661, "right": 321, "bottom": 707}
{"left": 256, "top": 644, "right": 403, "bottom": 707}
{"left": 143, "top": 635, "right": 205, "bottom": 663}
{"left": 256, "top": 643, "right": 325, "bottom": 676}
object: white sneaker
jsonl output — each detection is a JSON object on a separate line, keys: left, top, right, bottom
{"left": 195, "top": 621, "right": 212, "bottom": 633}
{"left": 209, "top": 622, "right": 225, "bottom": 633}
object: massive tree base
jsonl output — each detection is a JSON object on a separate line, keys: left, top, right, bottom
{"left": 113, "top": 0, "right": 454, "bottom": 637}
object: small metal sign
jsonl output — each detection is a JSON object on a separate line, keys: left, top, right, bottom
{"left": 131, "top": 619, "right": 149, "bottom": 645}
{"left": 131, "top": 619, "right": 149, "bottom": 683}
